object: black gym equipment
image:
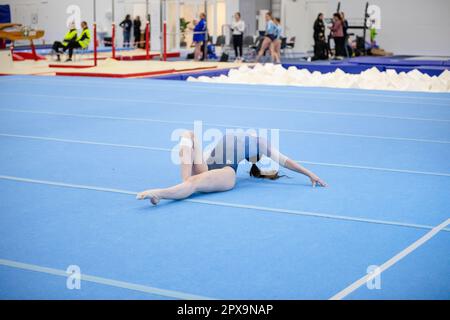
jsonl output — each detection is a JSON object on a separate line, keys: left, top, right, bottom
{"left": 337, "top": 1, "right": 370, "bottom": 56}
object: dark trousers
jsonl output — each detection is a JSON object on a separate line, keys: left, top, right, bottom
{"left": 134, "top": 32, "right": 141, "bottom": 47}
{"left": 313, "top": 39, "right": 328, "bottom": 60}
{"left": 233, "top": 34, "right": 243, "bottom": 58}
{"left": 65, "top": 41, "right": 82, "bottom": 58}
{"left": 52, "top": 41, "right": 65, "bottom": 53}
{"left": 333, "top": 37, "right": 345, "bottom": 57}
{"left": 123, "top": 31, "right": 131, "bottom": 47}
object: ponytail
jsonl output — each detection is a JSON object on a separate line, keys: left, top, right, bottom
{"left": 249, "top": 164, "right": 284, "bottom": 180}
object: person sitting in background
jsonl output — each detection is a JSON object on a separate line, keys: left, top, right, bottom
{"left": 329, "top": 13, "right": 344, "bottom": 58}
{"left": 231, "top": 12, "right": 245, "bottom": 61}
{"left": 207, "top": 39, "right": 217, "bottom": 60}
{"left": 63, "top": 21, "right": 91, "bottom": 62}
{"left": 133, "top": 16, "right": 141, "bottom": 48}
{"left": 193, "top": 13, "right": 207, "bottom": 61}
{"left": 52, "top": 22, "right": 77, "bottom": 61}
{"left": 120, "top": 14, "right": 132, "bottom": 47}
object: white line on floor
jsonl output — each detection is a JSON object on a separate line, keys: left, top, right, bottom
{"left": 0, "top": 174, "right": 448, "bottom": 233}
{"left": 1, "top": 90, "right": 450, "bottom": 118}
{"left": 1, "top": 133, "right": 449, "bottom": 177}
{"left": 1, "top": 108, "right": 449, "bottom": 144}
{"left": 1, "top": 76, "right": 450, "bottom": 103}
{"left": 0, "top": 258, "right": 214, "bottom": 300}
{"left": 329, "top": 218, "right": 450, "bottom": 300}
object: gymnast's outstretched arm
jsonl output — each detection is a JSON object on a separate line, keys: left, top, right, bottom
{"left": 282, "top": 158, "right": 327, "bottom": 187}
{"left": 260, "top": 139, "right": 327, "bottom": 187}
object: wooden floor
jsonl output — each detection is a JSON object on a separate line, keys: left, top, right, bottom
{"left": 0, "top": 49, "right": 247, "bottom": 78}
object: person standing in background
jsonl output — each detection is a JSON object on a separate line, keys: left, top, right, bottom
{"left": 313, "top": 13, "right": 328, "bottom": 60}
{"left": 133, "top": 16, "right": 141, "bottom": 48}
{"left": 193, "top": 13, "right": 207, "bottom": 61}
{"left": 340, "top": 12, "right": 348, "bottom": 40}
{"left": 120, "top": 14, "right": 132, "bottom": 47}
{"left": 340, "top": 11, "right": 351, "bottom": 57}
{"left": 231, "top": 12, "right": 245, "bottom": 61}
{"left": 329, "top": 13, "right": 344, "bottom": 57}
{"left": 271, "top": 17, "right": 282, "bottom": 63}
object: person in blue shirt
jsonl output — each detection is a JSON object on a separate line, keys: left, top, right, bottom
{"left": 207, "top": 40, "right": 217, "bottom": 59}
{"left": 271, "top": 17, "right": 283, "bottom": 63}
{"left": 193, "top": 13, "right": 207, "bottom": 60}
{"left": 256, "top": 12, "right": 277, "bottom": 62}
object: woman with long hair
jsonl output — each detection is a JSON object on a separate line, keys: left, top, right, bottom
{"left": 133, "top": 16, "right": 141, "bottom": 48}
{"left": 313, "top": 13, "right": 328, "bottom": 60}
{"left": 137, "top": 131, "right": 327, "bottom": 205}
{"left": 329, "top": 12, "right": 344, "bottom": 57}
{"left": 231, "top": 12, "right": 245, "bottom": 61}
{"left": 255, "top": 12, "right": 277, "bottom": 62}
{"left": 271, "top": 17, "right": 283, "bottom": 63}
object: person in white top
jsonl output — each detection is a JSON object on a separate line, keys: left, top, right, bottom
{"left": 231, "top": 12, "right": 245, "bottom": 61}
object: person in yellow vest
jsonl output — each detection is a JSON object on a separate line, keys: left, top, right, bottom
{"left": 64, "top": 21, "right": 91, "bottom": 62}
{"left": 52, "top": 22, "right": 77, "bottom": 61}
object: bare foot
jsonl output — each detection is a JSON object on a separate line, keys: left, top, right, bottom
{"left": 136, "top": 190, "right": 160, "bottom": 205}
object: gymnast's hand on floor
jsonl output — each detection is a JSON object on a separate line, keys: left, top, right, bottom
{"left": 310, "top": 175, "right": 327, "bottom": 188}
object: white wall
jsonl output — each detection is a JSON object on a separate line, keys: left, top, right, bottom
{"left": 0, "top": 0, "right": 163, "bottom": 50}
{"left": 3, "top": 0, "right": 449, "bottom": 55}
{"left": 238, "top": 0, "right": 271, "bottom": 36}
{"left": 328, "top": 0, "right": 450, "bottom": 56}
{"left": 281, "top": 0, "right": 328, "bottom": 53}
{"left": 280, "top": 0, "right": 450, "bottom": 56}
{"left": 281, "top": 0, "right": 450, "bottom": 56}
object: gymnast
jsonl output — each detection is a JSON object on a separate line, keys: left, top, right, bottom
{"left": 137, "top": 131, "right": 327, "bottom": 205}
{"left": 255, "top": 11, "right": 278, "bottom": 63}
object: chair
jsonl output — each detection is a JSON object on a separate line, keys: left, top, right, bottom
{"left": 284, "top": 36, "right": 295, "bottom": 58}
{"left": 72, "top": 47, "right": 89, "bottom": 62}
{"left": 280, "top": 37, "right": 287, "bottom": 50}
{"left": 243, "top": 36, "right": 265, "bottom": 62}
{"left": 215, "top": 35, "right": 225, "bottom": 47}
{"left": 214, "top": 35, "right": 226, "bottom": 56}
{"left": 243, "top": 35, "right": 254, "bottom": 47}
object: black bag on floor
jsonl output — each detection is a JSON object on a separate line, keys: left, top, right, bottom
{"left": 186, "top": 52, "right": 194, "bottom": 59}
{"left": 220, "top": 52, "right": 229, "bottom": 62}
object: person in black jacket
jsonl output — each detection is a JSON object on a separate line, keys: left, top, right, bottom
{"left": 312, "top": 13, "right": 328, "bottom": 60}
{"left": 340, "top": 11, "right": 351, "bottom": 57}
{"left": 133, "top": 16, "right": 142, "bottom": 48}
{"left": 119, "top": 14, "right": 132, "bottom": 47}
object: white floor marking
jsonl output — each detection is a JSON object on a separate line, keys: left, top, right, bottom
{"left": 329, "top": 218, "right": 450, "bottom": 300}
{"left": 0, "top": 174, "right": 448, "bottom": 233}
{"left": 1, "top": 133, "right": 449, "bottom": 177}
{"left": 5, "top": 91, "right": 437, "bottom": 119}
{"left": 3, "top": 100, "right": 449, "bottom": 123}
{"left": 297, "top": 160, "right": 450, "bottom": 177}
{"left": 0, "top": 133, "right": 172, "bottom": 152}
{"left": 0, "top": 258, "right": 214, "bottom": 300}
{"left": 1, "top": 108, "right": 449, "bottom": 144}
{"left": 1, "top": 76, "right": 450, "bottom": 103}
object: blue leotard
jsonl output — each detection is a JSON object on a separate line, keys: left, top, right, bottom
{"left": 206, "top": 133, "right": 263, "bottom": 172}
